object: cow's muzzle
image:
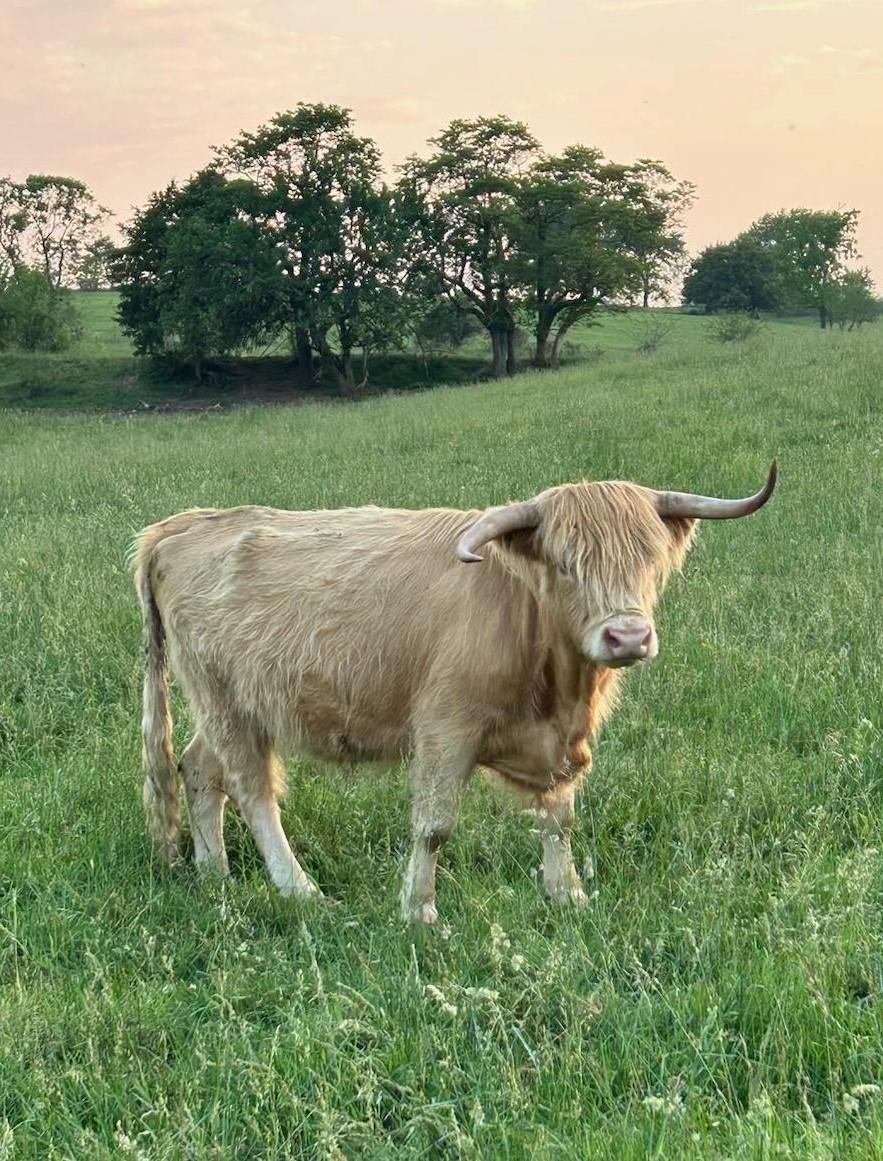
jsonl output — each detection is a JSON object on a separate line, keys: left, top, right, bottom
{"left": 590, "top": 615, "right": 657, "bottom": 668}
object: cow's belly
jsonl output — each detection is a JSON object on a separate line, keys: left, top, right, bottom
{"left": 222, "top": 662, "right": 414, "bottom": 764}
{"left": 479, "top": 720, "right": 591, "bottom": 792}
{"left": 288, "top": 708, "right": 410, "bottom": 764}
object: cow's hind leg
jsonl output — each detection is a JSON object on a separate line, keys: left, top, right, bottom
{"left": 205, "top": 717, "right": 321, "bottom": 900}
{"left": 536, "top": 783, "right": 589, "bottom": 906}
{"left": 180, "top": 733, "right": 229, "bottom": 876}
{"left": 402, "top": 735, "right": 474, "bottom": 925}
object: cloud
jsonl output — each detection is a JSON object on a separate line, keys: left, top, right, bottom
{"left": 429, "top": 0, "right": 536, "bottom": 7}
{"left": 754, "top": 0, "right": 861, "bottom": 11}
{"left": 818, "top": 44, "right": 881, "bottom": 62}
{"left": 769, "top": 52, "right": 808, "bottom": 74}
{"left": 770, "top": 40, "right": 880, "bottom": 75}
{"left": 588, "top": 0, "right": 709, "bottom": 9}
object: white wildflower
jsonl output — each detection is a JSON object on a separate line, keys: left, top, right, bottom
{"left": 490, "top": 923, "right": 510, "bottom": 952}
{"left": 464, "top": 987, "right": 499, "bottom": 1003}
{"left": 849, "top": 1083, "right": 881, "bottom": 1100}
{"left": 642, "top": 1092, "right": 684, "bottom": 1116}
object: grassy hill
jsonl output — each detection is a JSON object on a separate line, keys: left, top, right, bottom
{"left": 0, "top": 289, "right": 818, "bottom": 412}
{"left": 1, "top": 322, "right": 882, "bottom": 1157}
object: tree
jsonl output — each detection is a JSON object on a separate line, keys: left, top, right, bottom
{"left": 400, "top": 116, "right": 540, "bottom": 378}
{"left": 682, "top": 236, "right": 782, "bottom": 314}
{"left": 623, "top": 160, "right": 695, "bottom": 307}
{"left": 0, "top": 178, "right": 26, "bottom": 278}
{"left": 217, "top": 104, "right": 405, "bottom": 391}
{"left": 116, "top": 170, "right": 284, "bottom": 379}
{"left": 513, "top": 148, "right": 662, "bottom": 367}
{"left": 2, "top": 175, "right": 111, "bottom": 288}
{"left": 74, "top": 234, "right": 118, "bottom": 290}
{"left": 827, "top": 268, "right": 879, "bottom": 330}
{"left": 747, "top": 208, "right": 859, "bottom": 328}
{"left": 0, "top": 265, "right": 82, "bottom": 352}
{"left": 410, "top": 297, "right": 482, "bottom": 369}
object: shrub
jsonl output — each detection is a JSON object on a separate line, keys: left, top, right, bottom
{"left": 706, "top": 312, "right": 763, "bottom": 344}
{"left": 0, "top": 266, "right": 82, "bottom": 352}
{"left": 827, "top": 270, "right": 879, "bottom": 331}
{"left": 633, "top": 313, "right": 674, "bottom": 354}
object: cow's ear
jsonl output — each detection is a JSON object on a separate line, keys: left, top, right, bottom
{"left": 502, "top": 525, "right": 543, "bottom": 562}
{"left": 662, "top": 516, "right": 698, "bottom": 566}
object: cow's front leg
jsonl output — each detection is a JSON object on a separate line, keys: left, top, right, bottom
{"left": 402, "top": 736, "right": 474, "bottom": 925}
{"left": 536, "top": 783, "right": 589, "bottom": 906}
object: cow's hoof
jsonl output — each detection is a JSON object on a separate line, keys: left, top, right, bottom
{"left": 194, "top": 856, "right": 231, "bottom": 880}
{"left": 279, "top": 880, "right": 324, "bottom": 902}
{"left": 547, "top": 883, "right": 589, "bottom": 907}
{"left": 403, "top": 900, "right": 438, "bottom": 925}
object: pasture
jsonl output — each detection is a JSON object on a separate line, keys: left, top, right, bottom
{"left": 1, "top": 322, "right": 882, "bottom": 1158}
{"left": 0, "top": 291, "right": 732, "bottom": 412}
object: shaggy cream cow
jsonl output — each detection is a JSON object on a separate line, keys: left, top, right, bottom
{"left": 134, "top": 464, "right": 776, "bottom": 922}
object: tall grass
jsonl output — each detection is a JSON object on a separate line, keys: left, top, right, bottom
{"left": 1, "top": 323, "right": 882, "bottom": 1158}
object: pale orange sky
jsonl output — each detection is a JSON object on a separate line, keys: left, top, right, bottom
{"left": 2, "top": 0, "right": 881, "bottom": 286}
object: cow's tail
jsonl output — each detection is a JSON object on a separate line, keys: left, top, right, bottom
{"left": 133, "top": 528, "right": 181, "bottom": 863}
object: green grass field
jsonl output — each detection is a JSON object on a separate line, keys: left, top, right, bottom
{"left": 0, "top": 291, "right": 787, "bottom": 412}
{"left": 2, "top": 320, "right": 883, "bottom": 1158}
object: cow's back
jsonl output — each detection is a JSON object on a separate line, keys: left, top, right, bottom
{"left": 142, "top": 505, "right": 533, "bottom": 761}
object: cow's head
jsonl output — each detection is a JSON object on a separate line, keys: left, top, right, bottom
{"left": 457, "top": 463, "right": 777, "bottom": 668}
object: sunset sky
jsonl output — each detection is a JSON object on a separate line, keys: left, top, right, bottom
{"left": 2, "top": 0, "right": 881, "bottom": 286}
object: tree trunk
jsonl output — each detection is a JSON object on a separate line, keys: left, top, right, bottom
{"left": 534, "top": 314, "right": 553, "bottom": 368}
{"left": 358, "top": 346, "right": 370, "bottom": 390}
{"left": 294, "top": 327, "right": 313, "bottom": 387}
{"left": 550, "top": 319, "right": 577, "bottom": 368}
{"left": 642, "top": 276, "right": 651, "bottom": 310}
{"left": 489, "top": 328, "right": 507, "bottom": 378}
{"left": 505, "top": 328, "right": 517, "bottom": 376}
{"left": 339, "top": 351, "right": 355, "bottom": 398}
{"left": 819, "top": 305, "right": 828, "bottom": 329}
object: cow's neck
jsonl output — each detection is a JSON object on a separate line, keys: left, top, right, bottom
{"left": 535, "top": 605, "right": 595, "bottom": 722}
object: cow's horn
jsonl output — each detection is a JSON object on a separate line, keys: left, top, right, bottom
{"left": 457, "top": 501, "right": 541, "bottom": 563}
{"left": 653, "top": 460, "right": 778, "bottom": 520}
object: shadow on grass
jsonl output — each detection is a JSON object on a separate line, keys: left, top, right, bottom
{"left": 0, "top": 351, "right": 496, "bottom": 414}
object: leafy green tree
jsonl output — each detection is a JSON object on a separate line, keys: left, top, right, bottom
{"left": 682, "top": 236, "right": 782, "bottom": 314}
{"left": 217, "top": 104, "right": 405, "bottom": 392}
{"left": 116, "top": 170, "right": 284, "bottom": 379}
{"left": 827, "top": 269, "right": 879, "bottom": 330}
{"left": 410, "top": 297, "right": 482, "bottom": 368}
{"left": 624, "top": 160, "right": 695, "bottom": 307}
{"left": 514, "top": 148, "right": 658, "bottom": 367}
{"left": 0, "top": 178, "right": 27, "bottom": 278}
{"left": 2, "top": 175, "right": 111, "bottom": 288}
{"left": 400, "top": 116, "right": 540, "bottom": 378}
{"left": 74, "top": 235, "right": 118, "bottom": 290}
{"left": 747, "top": 208, "right": 859, "bottom": 328}
{"left": 0, "top": 265, "right": 82, "bottom": 351}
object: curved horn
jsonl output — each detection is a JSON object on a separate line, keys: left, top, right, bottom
{"left": 654, "top": 460, "right": 778, "bottom": 520}
{"left": 457, "top": 501, "right": 541, "bottom": 563}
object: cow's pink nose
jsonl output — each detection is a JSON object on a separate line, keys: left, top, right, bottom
{"left": 603, "top": 623, "right": 653, "bottom": 658}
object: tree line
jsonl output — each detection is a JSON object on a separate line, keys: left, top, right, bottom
{"left": 683, "top": 209, "right": 877, "bottom": 329}
{"left": 110, "top": 104, "right": 694, "bottom": 388}
{"left": 1, "top": 104, "right": 876, "bottom": 373}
